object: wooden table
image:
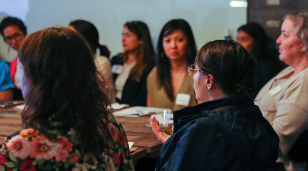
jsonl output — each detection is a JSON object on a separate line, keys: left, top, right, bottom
{"left": 0, "top": 105, "right": 171, "bottom": 160}
{"left": 0, "top": 107, "right": 22, "bottom": 142}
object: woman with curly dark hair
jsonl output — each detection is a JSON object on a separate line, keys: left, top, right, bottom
{"left": 0, "top": 27, "right": 134, "bottom": 171}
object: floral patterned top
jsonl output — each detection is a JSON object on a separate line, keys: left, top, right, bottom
{"left": 0, "top": 112, "right": 134, "bottom": 171}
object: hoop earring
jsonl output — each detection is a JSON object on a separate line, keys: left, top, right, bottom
{"left": 207, "top": 89, "right": 211, "bottom": 96}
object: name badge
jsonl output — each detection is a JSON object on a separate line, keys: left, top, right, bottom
{"left": 175, "top": 93, "right": 190, "bottom": 106}
{"left": 269, "top": 85, "right": 282, "bottom": 97}
{"left": 112, "top": 65, "right": 123, "bottom": 74}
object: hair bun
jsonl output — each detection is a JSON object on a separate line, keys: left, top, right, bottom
{"left": 236, "top": 80, "right": 253, "bottom": 93}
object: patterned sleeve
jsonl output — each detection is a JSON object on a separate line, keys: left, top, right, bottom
{"left": 0, "top": 125, "right": 134, "bottom": 171}
{"left": 106, "top": 112, "right": 135, "bottom": 170}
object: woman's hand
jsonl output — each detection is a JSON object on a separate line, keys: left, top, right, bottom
{"left": 150, "top": 117, "right": 171, "bottom": 143}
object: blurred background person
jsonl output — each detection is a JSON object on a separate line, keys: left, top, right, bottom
{"left": 111, "top": 21, "right": 155, "bottom": 106}
{"left": 255, "top": 12, "right": 308, "bottom": 171}
{"left": 147, "top": 19, "right": 197, "bottom": 111}
{"left": 0, "top": 27, "right": 134, "bottom": 170}
{"left": 151, "top": 40, "right": 279, "bottom": 170}
{"left": 69, "top": 19, "right": 115, "bottom": 103}
{"left": 237, "top": 22, "right": 286, "bottom": 98}
{"left": 0, "top": 16, "right": 27, "bottom": 100}
{"left": 0, "top": 60, "right": 14, "bottom": 100}
{"left": 69, "top": 19, "right": 110, "bottom": 58}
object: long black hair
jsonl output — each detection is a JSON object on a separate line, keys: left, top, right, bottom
{"left": 69, "top": 19, "right": 110, "bottom": 58}
{"left": 19, "top": 27, "right": 112, "bottom": 160}
{"left": 237, "top": 22, "right": 274, "bottom": 61}
{"left": 238, "top": 22, "right": 286, "bottom": 98}
{"left": 156, "top": 19, "right": 197, "bottom": 101}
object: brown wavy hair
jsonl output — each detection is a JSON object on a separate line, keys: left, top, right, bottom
{"left": 123, "top": 21, "right": 155, "bottom": 82}
{"left": 19, "top": 27, "right": 112, "bottom": 160}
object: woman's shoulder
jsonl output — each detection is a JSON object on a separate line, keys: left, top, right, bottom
{"left": 1, "top": 125, "right": 133, "bottom": 171}
{"left": 278, "top": 67, "right": 308, "bottom": 109}
{"left": 147, "top": 67, "right": 157, "bottom": 82}
{"left": 95, "top": 55, "right": 110, "bottom": 64}
{"left": 148, "top": 67, "right": 157, "bottom": 76}
{"left": 0, "top": 128, "right": 80, "bottom": 170}
{"left": 0, "top": 61, "right": 9, "bottom": 71}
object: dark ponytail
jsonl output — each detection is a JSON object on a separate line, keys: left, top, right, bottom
{"left": 98, "top": 44, "right": 110, "bottom": 58}
{"left": 196, "top": 40, "right": 256, "bottom": 100}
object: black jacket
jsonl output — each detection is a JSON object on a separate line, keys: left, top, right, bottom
{"left": 111, "top": 55, "right": 154, "bottom": 106}
{"left": 156, "top": 96, "right": 279, "bottom": 171}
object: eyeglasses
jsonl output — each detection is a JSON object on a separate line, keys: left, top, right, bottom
{"left": 187, "top": 64, "right": 203, "bottom": 78}
{"left": 187, "top": 64, "right": 214, "bottom": 81}
{"left": 4, "top": 33, "right": 23, "bottom": 43}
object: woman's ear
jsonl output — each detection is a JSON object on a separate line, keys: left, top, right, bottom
{"left": 206, "top": 74, "right": 214, "bottom": 90}
{"left": 300, "top": 41, "right": 307, "bottom": 53}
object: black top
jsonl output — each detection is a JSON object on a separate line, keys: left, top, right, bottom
{"left": 252, "top": 56, "right": 287, "bottom": 99}
{"left": 157, "top": 96, "right": 279, "bottom": 171}
{"left": 111, "top": 55, "right": 154, "bottom": 106}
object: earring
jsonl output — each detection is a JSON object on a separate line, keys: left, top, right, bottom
{"left": 207, "top": 89, "right": 211, "bottom": 96}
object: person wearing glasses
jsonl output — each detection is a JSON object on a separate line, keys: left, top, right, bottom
{"left": 147, "top": 19, "right": 198, "bottom": 111}
{"left": 150, "top": 40, "right": 279, "bottom": 170}
{"left": 111, "top": 21, "right": 155, "bottom": 106}
{"left": 0, "top": 16, "right": 27, "bottom": 100}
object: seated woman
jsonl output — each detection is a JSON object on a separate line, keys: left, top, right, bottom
{"left": 0, "top": 16, "right": 27, "bottom": 100}
{"left": 69, "top": 19, "right": 115, "bottom": 103}
{"left": 111, "top": 21, "right": 155, "bottom": 106}
{"left": 0, "top": 27, "right": 134, "bottom": 171}
{"left": 255, "top": 12, "right": 308, "bottom": 171}
{"left": 0, "top": 60, "right": 14, "bottom": 100}
{"left": 147, "top": 19, "right": 198, "bottom": 111}
{"left": 151, "top": 40, "right": 279, "bottom": 170}
{"left": 236, "top": 22, "right": 286, "bottom": 98}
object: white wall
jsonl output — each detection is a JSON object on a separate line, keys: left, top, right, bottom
{"left": 0, "top": 0, "right": 247, "bottom": 62}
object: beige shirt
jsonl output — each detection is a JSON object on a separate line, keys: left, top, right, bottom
{"left": 255, "top": 66, "right": 308, "bottom": 171}
{"left": 115, "top": 62, "right": 135, "bottom": 100}
{"left": 147, "top": 67, "right": 197, "bottom": 111}
{"left": 95, "top": 56, "right": 115, "bottom": 103}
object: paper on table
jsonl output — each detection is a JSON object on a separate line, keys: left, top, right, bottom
{"left": 108, "top": 103, "right": 129, "bottom": 110}
{"left": 15, "top": 105, "right": 25, "bottom": 110}
{"left": 113, "top": 106, "right": 170, "bottom": 116}
{"left": 128, "top": 142, "right": 134, "bottom": 149}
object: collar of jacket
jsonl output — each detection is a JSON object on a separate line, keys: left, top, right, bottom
{"left": 173, "top": 96, "right": 254, "bottom": 133}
